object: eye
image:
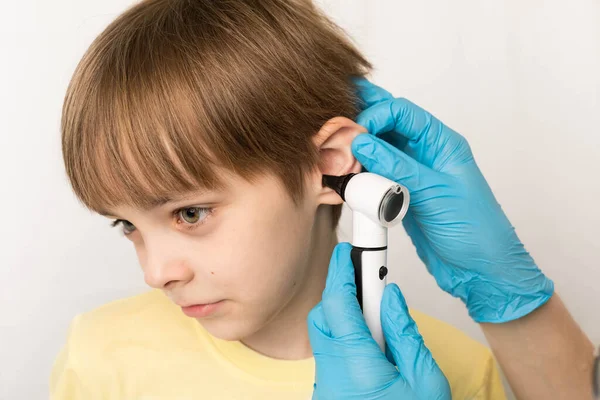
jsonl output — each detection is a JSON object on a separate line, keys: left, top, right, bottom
{"left": 110, "top": 207, "right": 213, "bottom": 236}
{"left": 111, "top": 219, "right": 136, "bottom": 235}
{"left": 181, "top": 207, "right": 202, "bottom": 223}
{"left": 177, "top": 207, "right": 213, "bottom": 228}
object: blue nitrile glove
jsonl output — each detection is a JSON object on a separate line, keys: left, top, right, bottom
{"left": 308, "top": 242, "right": 451, "bottom": 400}
{"left": 351, "top": 78, "right": 554, "bottom": 323}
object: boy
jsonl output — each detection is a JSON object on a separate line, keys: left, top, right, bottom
{"left": 51, "top": 0, "right": 506, "bottom": 398}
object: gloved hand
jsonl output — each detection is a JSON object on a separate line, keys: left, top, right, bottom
{"left": 308, "top": 242, "right": 451, "bottom": 400}
{"left": 351, "top": 78, "right": 554, "bottom": 323}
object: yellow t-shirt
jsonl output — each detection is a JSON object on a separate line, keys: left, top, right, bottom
{"left": 50, "top": 290, "right": 506, "bottom": 400}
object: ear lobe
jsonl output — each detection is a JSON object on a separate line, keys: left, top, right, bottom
{"left": 313, "top": 116, "right": 366, "bottom": 205}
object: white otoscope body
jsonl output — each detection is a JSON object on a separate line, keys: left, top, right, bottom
{"left": 323, "top": 172, "right": 409, "bottom": 352}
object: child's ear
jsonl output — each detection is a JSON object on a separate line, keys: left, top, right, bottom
{"left": 312, "top": 116, "right": 366, "bottom": 205}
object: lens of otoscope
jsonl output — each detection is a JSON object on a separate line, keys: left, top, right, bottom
{"left": 379, "top": 185, "right": 406, "bottom": 223}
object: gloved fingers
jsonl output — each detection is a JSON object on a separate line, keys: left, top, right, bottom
{"left": 307, "top": 303, "right": 384, "bottom": 366}
{"left": 321, "top": 243, "right": 375, "bottom": 341}
{"left": 377, "top": 130, "right": 410, "bottom": 155}
{"left": 352, "top": 133, "right": 423, "bottom": 192}
{"left": 356, "top": 97, "right": 465, "bottom": 168}
{"left": 402, "top": 213, "right": 441, "bottom": 276}
{"left": 307, "top": 302, "right": 331, "bottom": 336}
{"left": 381, "top": 283, "right": 447, "bottom": 389}
{"left": 352, "top": 77, "right": 394, "bottom": 109}
{"left": 402, "top": 213, "right": 461, "bottom": 295}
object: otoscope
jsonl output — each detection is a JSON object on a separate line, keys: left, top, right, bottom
{"left": 323, "top": 172, "right": 409, "bottom": 352}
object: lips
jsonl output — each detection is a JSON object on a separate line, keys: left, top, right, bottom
{"left": 180, "top": 300, "right": 224, "bottom": 318}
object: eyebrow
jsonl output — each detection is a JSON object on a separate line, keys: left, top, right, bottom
{"left": 98, "top": 192, "right": 209, "bottom": 218}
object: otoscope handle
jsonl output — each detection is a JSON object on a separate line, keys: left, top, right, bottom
{"left": 350, "top": 246, "right": 388, "bottom": 353}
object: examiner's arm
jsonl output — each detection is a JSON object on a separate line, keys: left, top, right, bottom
{"left": 351, "top": 78, "right": 596, "bottom": 399}
{"left": 482, "top": 294, "right": 595, "bottom": 399}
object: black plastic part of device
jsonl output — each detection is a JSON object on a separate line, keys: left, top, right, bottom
{"left": 384, "top": 191, "right": 405, "bottom": 223}
{"left": 322, "top": 173, "right": 356, "bottom": 201}
{"left": 350, "top": 246, "right": 388, "bottom": 311}
{"left": 350, "top": 247, "right": 364, "bottom": 311}
{"left": 379, "top": 266, "right": 388, "bottom": 280}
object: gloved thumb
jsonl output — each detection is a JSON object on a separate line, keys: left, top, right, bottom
{"left": 381, "top": 283, "right": 450, "bottom": 393}
{"left": 321, "top": 242, "right": 376, "bottom": 342}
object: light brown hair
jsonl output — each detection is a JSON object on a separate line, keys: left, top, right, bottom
{"left": 62, "top": 0, "right": 371, "bottom": 226}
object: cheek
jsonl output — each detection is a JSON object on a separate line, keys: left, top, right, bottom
{"left": 220, "top": 204, "right": 315, "bottom": 302}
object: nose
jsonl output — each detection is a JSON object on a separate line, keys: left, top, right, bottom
{"left": 141, "top": 237, "right": 194, "bottom": 289}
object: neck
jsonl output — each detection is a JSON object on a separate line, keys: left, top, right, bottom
{"left": 241, "top": 205, "right": 338, "bottom": 360}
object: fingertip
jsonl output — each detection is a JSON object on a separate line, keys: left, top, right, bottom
{"left": 307, "top": 302, "right": 330, "bottom": 338}
{"left": 307, "top": 302, "right": 323, "bottom": 325}
{"left": 330, "top": 242, "right": 352, "bottom": 266}
{"left": 384, "top": 283, "right": 407, "bottom": 308}
{"left": 352, "top": 77, "right": 395, "bottom": 107}
{"left": 355, "top": 113, "right": 375, "bottom": 134}
{"left": 351, "top": 134, "right": 377, "bottom": 166}
{"left": 382, "top": 284, "right": 408, "bottom": 323}
{"left": 351, "top": 75, "right": 370, "bottom": 87}
{"left": 331, "top": 242, "right": 353, "bottom": 270}
{"left": 351, "top": 132, "right": 375, "bottom": 147}
{"left": 334, "top": 241, "right": 353, "bottom": 253}
{"left": 381, "top": 283, "right": 417, "bottom": 336}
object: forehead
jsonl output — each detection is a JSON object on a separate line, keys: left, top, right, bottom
{"left": 97, "top": 169, "right": 293, "bottom": 218}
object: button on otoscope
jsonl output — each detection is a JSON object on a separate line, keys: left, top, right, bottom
{"left": 379, "top": 266, "right": 388, "bottom": 280}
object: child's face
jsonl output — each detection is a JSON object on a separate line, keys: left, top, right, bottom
{"left": 104, "top": 168, "right": 329, "bottom": 341}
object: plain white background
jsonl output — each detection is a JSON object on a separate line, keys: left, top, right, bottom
{"left": 1, "top": 1, "right": 598, "bottom": 399}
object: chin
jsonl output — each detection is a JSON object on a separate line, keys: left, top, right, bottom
{"left": 198, "top": 317, "right": 261, "bottom": 342}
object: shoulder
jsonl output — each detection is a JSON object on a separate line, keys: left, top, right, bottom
{"left": 51, "top": 290, "right": 200, "bottom": 375}
{"left": 75, "top": 289, "right": 177, "bottom": 331}
{"left": 50, "top": 290, "right": 205, "bottom": 398}
{"left": 411, "top": 309, "right": 507, "bottom": 400}
{"left": 67, "top": 290, "right": 199, "bottom": 354}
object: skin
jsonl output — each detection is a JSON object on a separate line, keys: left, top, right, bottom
{"left": 101, "top": 117, "right": 364, "bottom": 360}
{"left": 481, "top": 294, "right": 595, "bottom": 400}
